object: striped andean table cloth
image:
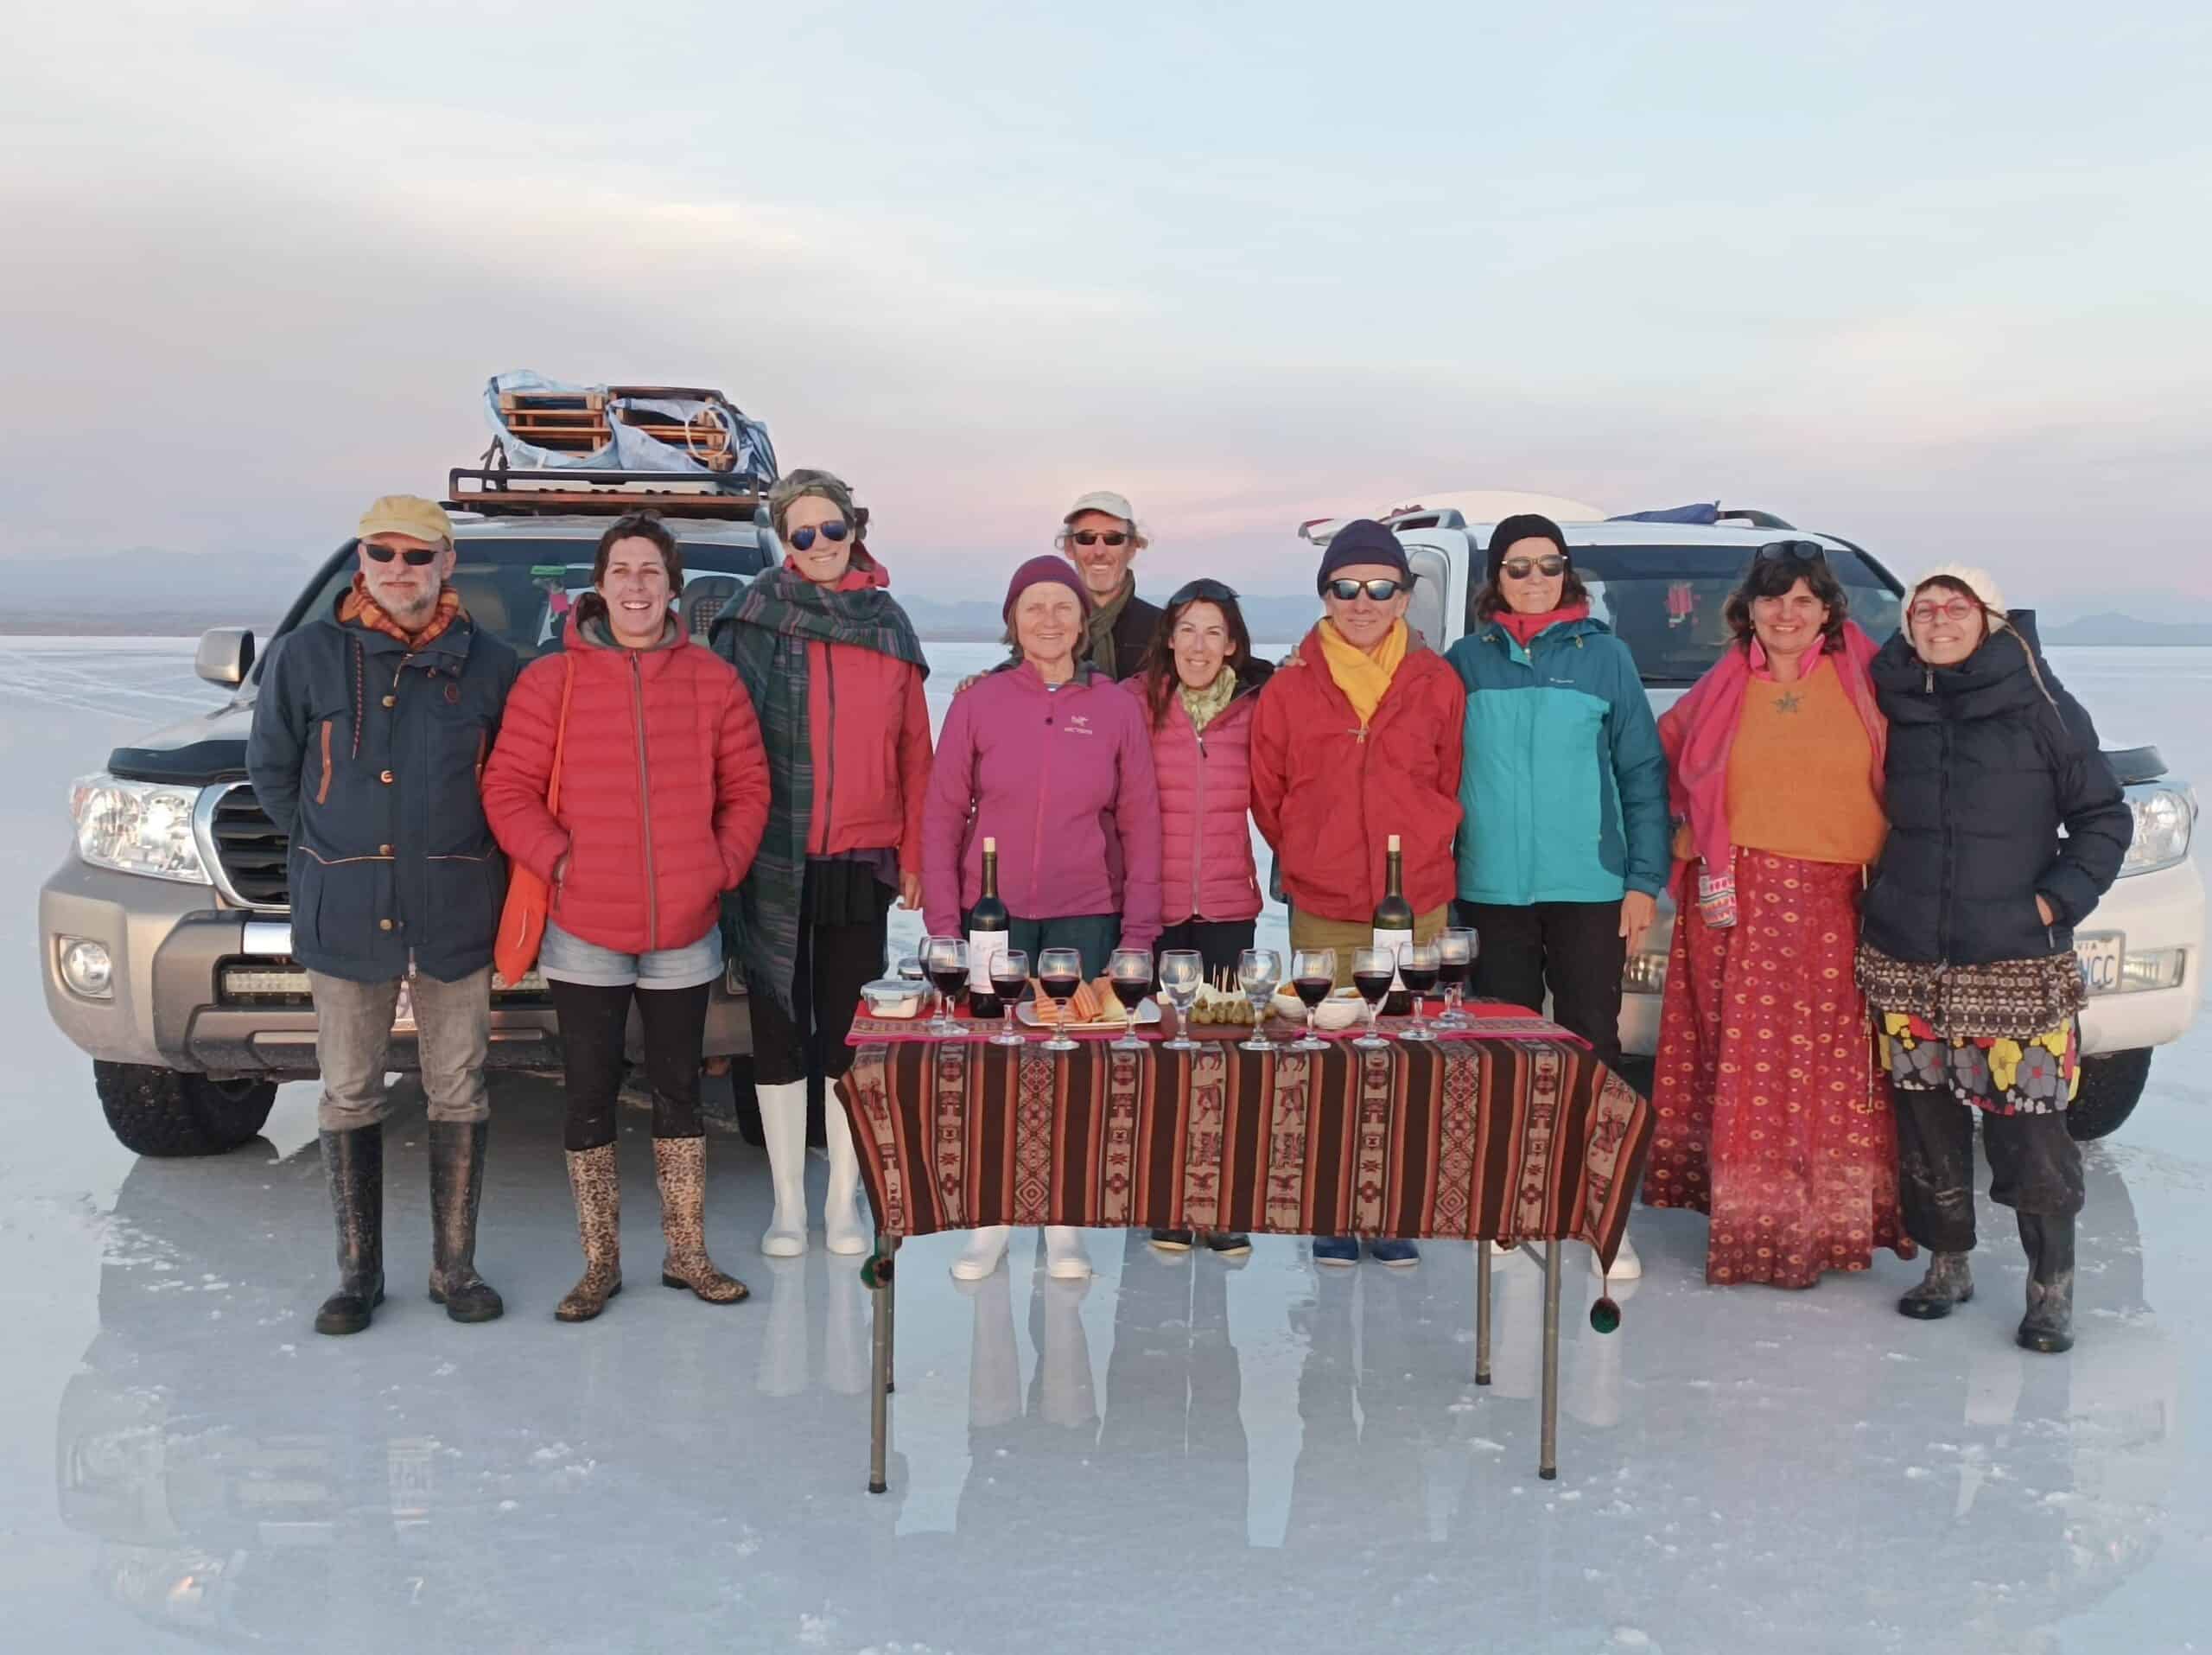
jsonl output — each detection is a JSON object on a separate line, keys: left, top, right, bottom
{"left": 834, "top": 1020, "right": 1651, "bottom": 1268}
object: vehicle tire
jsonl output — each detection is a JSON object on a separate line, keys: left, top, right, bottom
{"left": 2065, "top": 1048, "right": 2152, "bottom": 1143}
{"left": 93, "top": 1061, "right": 276, "bottom": 1157}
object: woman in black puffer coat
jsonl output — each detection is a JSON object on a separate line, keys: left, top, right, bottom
{"left": 1857, "top": 565, "right": 2132, "bottom": 1355}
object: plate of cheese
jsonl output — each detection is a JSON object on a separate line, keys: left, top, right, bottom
{"left": 1016, "top": 977, "right": 1162, "bottom": 1028}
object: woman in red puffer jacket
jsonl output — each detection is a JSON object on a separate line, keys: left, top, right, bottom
{"left": 1126, "top": 577, "right": 1272, "bottom": 1259}
{"left": 482, "top": 512, "right": 769, "bottom": 1323}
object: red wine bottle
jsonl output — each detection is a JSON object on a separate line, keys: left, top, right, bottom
{"left": 967, "top": 836, "right": 1010, "bottom": 1017}
{"left": 1372, "top": 832, "right": 1414, "bottom": 1015}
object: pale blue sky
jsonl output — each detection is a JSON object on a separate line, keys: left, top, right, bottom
{"left": 4, "top": 2, "right": 2207, "bottom": 604}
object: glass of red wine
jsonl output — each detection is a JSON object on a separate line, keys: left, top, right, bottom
{"left": 1398, "top": 939, "right": 1441, "bottom": 1041}
{"left": 1288, "top": 947, "right": 1336, "bottom": 1051}
{"left": 922, "top": 935, "right": 969, "bottom": 1036}
{"left": 1038, "top": 946, "right": 1084, "bottom": 1053}
{"left": 1351, "top": 946, "right": 1395, "bottom": 1049}
{"left": 1107, "top": 946, "right": 1154, "bottom": 1051}
{"left": 988, "top": 948, "right": 1030, "bottom": 1047}
{"left": 1436, "top": 926, "right": 1477, "bottom": 1028}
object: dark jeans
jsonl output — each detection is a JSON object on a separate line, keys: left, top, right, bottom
{"left": 1892, "top": 1090, "right": 2084, "bottom": 1254}
{"left": 750, "top": 901, "right": 892, "bottom": 1089}
{"left": 1156, "top": 918, "right": 1256, "bottom": 983}
{"left": 548, "top": 978, "right": 711, "bottom": 1151}
{"left": 1459, "top": 899, "right": 1627, "bottom": 1070}
{"left": 969, "top": 913, "right": 1121, "bottom": 980}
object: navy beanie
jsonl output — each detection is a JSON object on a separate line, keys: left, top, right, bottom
{"left": 1316, "top": 519, "right": 1412, "bottom": 595}
{"left": 1485, "top": 513, "right": 1569, "bottom": 584}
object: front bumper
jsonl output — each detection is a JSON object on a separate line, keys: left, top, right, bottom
{"left": 40, "top": 856, "right": 753, "bottom": 1079}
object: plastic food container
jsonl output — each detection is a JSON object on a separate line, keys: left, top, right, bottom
{"left": 860, "top": 978, "right": 926, "bottom": 1019}
{"left": 1270, "top": 988, "right": 1366, "bottom": 1030}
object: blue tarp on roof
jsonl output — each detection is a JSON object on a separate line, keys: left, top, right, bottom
{"left": 1608, "top": 502, "right": 1721, "bottom": 525}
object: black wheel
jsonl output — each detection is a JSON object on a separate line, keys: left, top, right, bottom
{"left": 2066, "top": 1048, "right": 2152, "bottom": 1142}
{"left": 93, "top": 1062, "right": 276, "bottom": 1157}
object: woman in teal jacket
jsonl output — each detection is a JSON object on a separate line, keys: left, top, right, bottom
{"left": 1447, "top": 515, "right": 1669, "bottom": 1072}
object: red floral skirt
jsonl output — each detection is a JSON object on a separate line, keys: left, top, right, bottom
{"left": 1640, "top": 850, "right": 1916, "bottom": 1288}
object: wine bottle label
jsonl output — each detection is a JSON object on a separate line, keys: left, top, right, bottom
{"left": 968, "top": 929, "right": 1010, "bottom": 993}
{"left": 1372, "top": 926, "right": 1413, "bottom": 992}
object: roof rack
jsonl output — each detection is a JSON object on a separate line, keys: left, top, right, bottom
{"left": 445, "top": 467, "right": 770, "bottom": 521}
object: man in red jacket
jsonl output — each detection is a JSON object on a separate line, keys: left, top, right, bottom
{"left": 1250, "top": 519, "right": 1465, "bottom": 1268}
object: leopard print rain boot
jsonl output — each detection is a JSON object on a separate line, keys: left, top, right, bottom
{"left": 654, "top": 1136, "right": 749, "bottom": 1304}
{"left": 556, "top": 1143, "right": 624, "bottom": 1322}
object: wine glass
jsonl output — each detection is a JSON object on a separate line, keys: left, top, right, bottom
{"left": 1038, "top": 946, "right": 1084, "bottom": 1053}
{"left": 1288, "top": 947, "right": 1336, "bottom": 1052}
{"left": 1107, "top": 946, "right": 1154, "bottom": 1051}
{"left": 1236, "top": 948, "right": 1282, "bottom": 1053}
{"left": 1351, "top": 946, "right": 1395, "bottom": 1049}
{"left": 1158, "top": 949, "right": 1203, "bottom": 1051}
{"left": 922, "top": 935, "right": 969, "bottom": 1036}
{"left": 988, "top": 948, "right": 1030, "bottom": 1047}
{"left": 1436, "top": 926, "right": 1477, "bottom": 1028}
{"left": 1398, "top": 939, "right": 1441, "bottom": 1042}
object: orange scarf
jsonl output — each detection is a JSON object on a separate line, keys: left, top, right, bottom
{"left": 340, "top": 573, "right": 466, "bottom": 649}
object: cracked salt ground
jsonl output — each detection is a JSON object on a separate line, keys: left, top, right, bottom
{"left": 7, "top": 637, "right": 2212, "bottom": 1652}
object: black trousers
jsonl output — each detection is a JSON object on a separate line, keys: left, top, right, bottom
{"left": 749, "top": 884, "right": 892, "bottom": 1089}
{"left": 1458, "top": 899, "right": 1627, "bottom": 1071}
{"left": 1156, "top": 918, "right": 1257, "bottom": 983}
{"left": 1892, "top": 1090, "right": 2084, "bottom": 1254}
{"left": 548, "top": 978, "right": 711, "bottom": 1151}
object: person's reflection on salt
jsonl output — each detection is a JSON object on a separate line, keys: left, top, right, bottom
{"left": 1286, "top": 1263, "right": 1433, "bottom": 1545}
{"left": 954, "top": 1234, "right": 1100, "bottom": 1533}
{"left": 756, "top": 1252, "right": 870, "bottom": 1399}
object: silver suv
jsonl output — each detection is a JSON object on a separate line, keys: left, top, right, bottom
{"left": 39, "top": 499, "right": 770, "bottom": 1156}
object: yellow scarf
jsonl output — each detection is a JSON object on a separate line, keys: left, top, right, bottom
{"left": 1317, "top": 618, "right": 1408, "bottom": 725}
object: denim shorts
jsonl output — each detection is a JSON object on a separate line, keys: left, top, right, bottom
{"left": 539, "top": 920, "right": 723, "bottom": 990}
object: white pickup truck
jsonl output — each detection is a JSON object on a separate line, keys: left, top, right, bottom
{"left": 1300, "top": 495, "right": 2204, "bottom": 1140}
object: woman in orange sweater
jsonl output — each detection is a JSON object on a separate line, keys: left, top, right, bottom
{"left": 1638, "top": 544, "right": 1915, "bottom": 1289}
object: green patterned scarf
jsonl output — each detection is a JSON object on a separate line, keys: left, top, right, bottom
{"left": 711, "top": 557, "right": 927, "bottom": 1015}
{"left": 1081, "top": 572, "right": 1134, "bottom": 677}
{"left": 1178, "top": 665, "right": 1238, "bottom": 731}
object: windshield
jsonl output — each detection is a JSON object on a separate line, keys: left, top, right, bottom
{"left": 1561, "top": 544, "right": 1902, "bottom": 686}
{"left": 287, "top": 538, "right": 766, "bottom": 665}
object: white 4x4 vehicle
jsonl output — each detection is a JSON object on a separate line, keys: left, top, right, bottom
{"left": 1304, "top": 494, "right": 2203, "bottom": 1140}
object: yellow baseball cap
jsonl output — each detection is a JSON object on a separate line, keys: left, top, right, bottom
{"left": 357, "top": 494, "right": 454, "bottom": 545}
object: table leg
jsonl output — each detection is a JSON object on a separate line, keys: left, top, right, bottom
{"left": 868, "top": 1245, "right": 895, "bottom": 1495}
{"left": 1475, "top": 1239, "right": 1492, "bottom": 1385}
{"left": 1539, "top": 1239, "right": 1561, "bottom": 1481}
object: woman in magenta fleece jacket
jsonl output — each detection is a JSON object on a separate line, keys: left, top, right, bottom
{"left": 921, "top": 556, "right": 1163, "bottom": 1283}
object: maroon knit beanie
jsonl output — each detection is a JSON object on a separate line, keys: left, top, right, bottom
{"left": 1001, "top": 554, "right": 1095, "bottom": 621}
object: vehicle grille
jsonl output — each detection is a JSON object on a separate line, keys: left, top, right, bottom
{"left": 208, "top": 783, "right": 289, "bottom": 908}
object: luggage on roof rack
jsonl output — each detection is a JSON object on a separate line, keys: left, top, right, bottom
{"left": 480, "top": 371, "right": 778, "bottom": 488}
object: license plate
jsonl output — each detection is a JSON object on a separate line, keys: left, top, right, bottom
{"left": 2075, "top": 932, "right": 2124, "bottom": 995}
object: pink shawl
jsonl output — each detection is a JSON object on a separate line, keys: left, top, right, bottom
{"left": 1659, "top": 622, "right": 1888, "bottom": 892}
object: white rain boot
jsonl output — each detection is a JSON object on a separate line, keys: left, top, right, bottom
{"left": 822, "top": 1099, "right": 869, "bottom": 1257}
{"left": 756, "top": 1079, "right": 810, "bottom": 1257}
{"left": 1043, "top": 1225, "right": 1092, "bottom": 1281}
{"left": 951, "top": 1225, "right": 1013, "bottom": 1281}
{"left": 1593, "top": 1232, "right": 1643, "bottom": 1282}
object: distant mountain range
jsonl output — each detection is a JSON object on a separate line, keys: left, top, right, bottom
{"left": 2037, "top": 613, "right": 2212, "bottom": 646}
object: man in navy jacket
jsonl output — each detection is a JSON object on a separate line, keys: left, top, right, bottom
{"left": 249, "top": 496, "right": 518, "bottom": 1335}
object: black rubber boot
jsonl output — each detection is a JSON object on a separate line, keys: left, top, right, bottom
{"left": 2016, "top": 1213, "right": 2075, "bottom": 1354}
{"left": 1897, "top": 1251, "right": 1974, "bottom": 1320}
{"left": 428, "top": 1120, "right": 504, "bottom": 1323}
{"left": 314, "top": 1124, "right": 385, "bottom": 1335}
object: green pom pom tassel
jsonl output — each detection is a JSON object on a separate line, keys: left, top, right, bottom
{"left": 1589, "top": 1295, "right": 1621, "bottom": 1335}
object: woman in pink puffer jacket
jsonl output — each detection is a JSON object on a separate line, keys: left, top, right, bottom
{"left": 1127, "top": 577, "right": 1274, "bottom": 1258}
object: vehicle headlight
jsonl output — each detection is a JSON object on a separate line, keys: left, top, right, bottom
{"left": 2119, "top": 783, "right": 2194, "bottom": 876}
{"left": 69, "top": 774, "right": 213, "bottom": 884}
{"left": 1622, "top": 950, "right": 1669, "bottom": 995}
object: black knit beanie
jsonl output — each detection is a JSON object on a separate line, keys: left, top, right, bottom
{"left": 1485, "top": 513, "right": 1570, "bottom": 584}
{"left": 1315, "top": 519, "right": 1413, "bottom": 595}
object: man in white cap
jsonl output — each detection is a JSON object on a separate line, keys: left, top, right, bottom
{"left": 1058, "top": 490, "right": 1161, "bottom": 678}
{"left": 247, "top": 495, "right": 519, "bottom": 1336}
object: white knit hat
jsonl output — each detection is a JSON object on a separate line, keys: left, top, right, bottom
{"left": 1907, "top": 563, "right": 2006, "bottom": 616}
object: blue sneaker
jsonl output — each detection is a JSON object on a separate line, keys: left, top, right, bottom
{"left": 1366, "top": 1238, "right": 1421, "bottom": 1268}
{"left": 1312, "top": 1236, "right": 1359, "bottom": 1268}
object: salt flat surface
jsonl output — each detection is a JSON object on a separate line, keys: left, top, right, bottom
{"left": 2, "top": 637, "right": 2209, "bottom": 1653}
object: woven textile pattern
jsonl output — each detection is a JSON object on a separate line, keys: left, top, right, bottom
{"left": 836, "top": 1034, "right": 1649, "bottom": 1266}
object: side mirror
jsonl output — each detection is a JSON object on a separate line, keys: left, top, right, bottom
{"left": 195, "top": 627, "right": 255, "bottom": 687}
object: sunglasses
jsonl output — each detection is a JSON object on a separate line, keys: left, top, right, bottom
{"left": 1325, "top": 577, "right": 1408, "bottom": 602}
{"left": 1909, "top": 596, "right": 1981, "bottom": 624}
{"left": 787, "top": 521, "right": 849, "bottom": 552}
{"left": 1751, "top": 539, "right": 1829, "bottom": 567}
{"left": 362, "top": 541, "right": 441, "bottom": 566}
{"left": 1501, "top": 554, "right": 1569, "bottom": 579}
{"left": 1069, "top": 531, "right": 1130, "bottom": 548}
{"left": 1169, "top": 577, "right": 1240, "bottom": 607}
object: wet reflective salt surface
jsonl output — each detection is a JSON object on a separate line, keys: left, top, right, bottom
{"left": 6, "top": 640, "right": 2212, "bottom": 1653}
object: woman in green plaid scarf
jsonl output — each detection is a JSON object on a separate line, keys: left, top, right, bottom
{"left": 714, "top": 470, "right": 931, "bottom": 1260}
